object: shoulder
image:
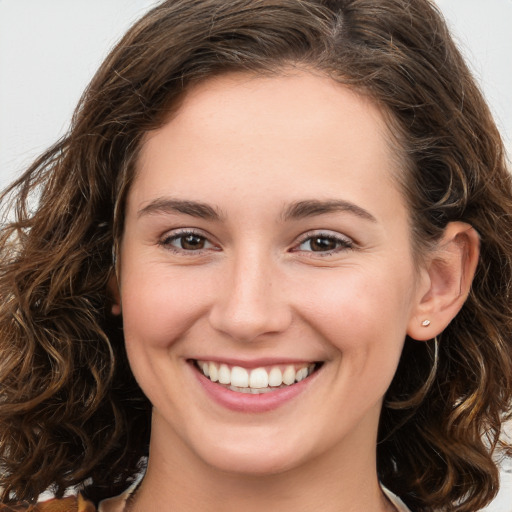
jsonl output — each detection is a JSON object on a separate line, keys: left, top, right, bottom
{"left": 0, "top": 495, "right": 96, "bottom": 512}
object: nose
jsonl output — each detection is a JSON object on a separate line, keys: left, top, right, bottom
{"left": 208, "top": 251, "right": 292, "bottom": 342}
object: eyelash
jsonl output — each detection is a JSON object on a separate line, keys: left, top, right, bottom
{"left": 158, "top": 229, "right": 355, "bottom": 256}
{"left": 293, "top": 231, "right": 355, "bottom": 256}
{"left": 158, "top": 229, "right": 216, "bottom": 254}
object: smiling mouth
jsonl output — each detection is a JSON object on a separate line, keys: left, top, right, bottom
{"left": 194, "top": 360, "right": 321, "bottom": 394}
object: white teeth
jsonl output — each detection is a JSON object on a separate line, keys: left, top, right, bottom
{"left": 228, "top": 385, "right": 275, "bottom": 394}
{"left": 231, "top": 366, "right": 249, "bottom": 388}
{"left": 249, "top": 368, "right": 269, "bottom": 389}
{"left": 296, "top": 367, "right": 308, "bottom": 382}
{"left": 268, "top": 367, "right": 283, "bottom": 387}
{"left": 197, "top": 360, "right": 317, "bottom": 392}
{"left": 218, "top": 364, "right": 230, "bottom": 384}
{"left": 209, "top": 362, "right": 218, "bottom": 382}
{"left": 282, "top": 365, "right": 296, "bottom": 385}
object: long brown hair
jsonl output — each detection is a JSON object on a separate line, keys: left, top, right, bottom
{"left": 1, "top": 1, "right": 511, "bottom": 510}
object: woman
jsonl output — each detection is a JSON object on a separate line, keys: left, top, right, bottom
{"left": 0, "top": 1, "right": 511, "bottom": 511}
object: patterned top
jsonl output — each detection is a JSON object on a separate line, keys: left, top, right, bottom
{"left": 0, "top": 494, "right": 95, "bottom": 511}
{"left": 0, "top": 485, "right": 412, "bottom": 511}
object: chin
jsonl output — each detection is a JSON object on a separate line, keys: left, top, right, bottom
{"left": 205, "top": 449, "right": 301, "bottom": 477}
{"left": 191, "top": 430, "right": 309, "bottom": 477}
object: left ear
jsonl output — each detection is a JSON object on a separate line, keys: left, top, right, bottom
{"left": 107, "top": 271, "right": 122, "bottom": 316}
{"left": 407, "top": 222, "right": 480, "bottom": 341}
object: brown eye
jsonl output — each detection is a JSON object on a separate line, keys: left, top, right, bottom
{"left": 180, "top": 234, "right": 206, "bottom": 250}
{"left": 309, "top": 236, "right": 338, "bottom": 252}
{"left": 161, "top": 231, "right": 215, "bottom": 252}
{"left": 297, "top": 233, "right": 353, "bottom": 253}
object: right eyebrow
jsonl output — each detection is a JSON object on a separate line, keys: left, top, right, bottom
{"left": 137, "top": 198, "right": 223, "bottom": 221}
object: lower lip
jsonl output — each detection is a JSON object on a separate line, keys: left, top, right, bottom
{"left": 191, "top": 363, "right": 320, "bottom": 413}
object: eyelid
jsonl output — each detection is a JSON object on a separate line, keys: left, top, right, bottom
{"left": 158, "top": 228, "right": 219, "bottom": 254}
{"left": 291, "top": 230, "right": 355, "bottom": 254}
{"left": 157, "top": 228, "right": 355, "bottom": 256}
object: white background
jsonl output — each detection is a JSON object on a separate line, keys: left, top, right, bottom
{"left": 0, "top": 1, "right": 511, "bottom": 510}
{"left": 0, "top": 0, "right": 510, "bottom": 185}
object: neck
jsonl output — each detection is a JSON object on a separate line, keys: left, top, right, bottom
{"left": 128, "top": 413, "right": 395, "bottom": 512}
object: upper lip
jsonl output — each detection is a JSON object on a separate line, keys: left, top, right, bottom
{"left": 188, "top": 357, "right": 320, "bottom": 369}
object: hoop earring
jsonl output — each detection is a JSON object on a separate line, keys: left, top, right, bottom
{"left": 386, "top": 336, "right": 439, "bottom": 410}
{"left": 419, "top": 336, "right": 439, "bottom": 396}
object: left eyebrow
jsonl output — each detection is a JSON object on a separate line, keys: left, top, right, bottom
{"left": 282, "top": 199, "right": 377, "bottom": 222}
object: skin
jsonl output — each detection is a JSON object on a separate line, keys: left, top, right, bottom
{"left": 115, "top": 70, "right": 479, "bottom": 512}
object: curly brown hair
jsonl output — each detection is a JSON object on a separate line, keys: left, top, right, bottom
{"left": 1, "top": 1, "right": 511, "bottom": 510}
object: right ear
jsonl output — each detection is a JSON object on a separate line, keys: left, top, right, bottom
{"left": 406, "top": 222, "right": 480, "bottom": 341}
{"left": 107, "top": 272, "right": 122, "bottom": 315}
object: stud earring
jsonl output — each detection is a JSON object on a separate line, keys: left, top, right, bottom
{"left": 421, "top": 320, "right": 431, "bottom": 327}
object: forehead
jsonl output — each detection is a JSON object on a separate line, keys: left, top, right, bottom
{"left": 161, "top": 70, "right": 389, "bottom": 149}
{"left": 132, "top": 70, "right": 406, "bottom": 221}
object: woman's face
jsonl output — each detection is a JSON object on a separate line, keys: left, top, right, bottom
{"left": 119, "top": 71, "right": 428, "bottom": 476}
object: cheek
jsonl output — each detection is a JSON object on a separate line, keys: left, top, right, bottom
{"left": 120, "top": 263, "right": 213, "bottom": 350}
{"left": 297, "top": 265, "right": 415, "bottom": 370}
{"left": 300, "top": 270, "right": 415, "bottom": 421}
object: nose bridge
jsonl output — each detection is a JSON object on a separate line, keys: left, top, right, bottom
{"left": 209, "top": 245, "right": 291, "bottom": 342}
